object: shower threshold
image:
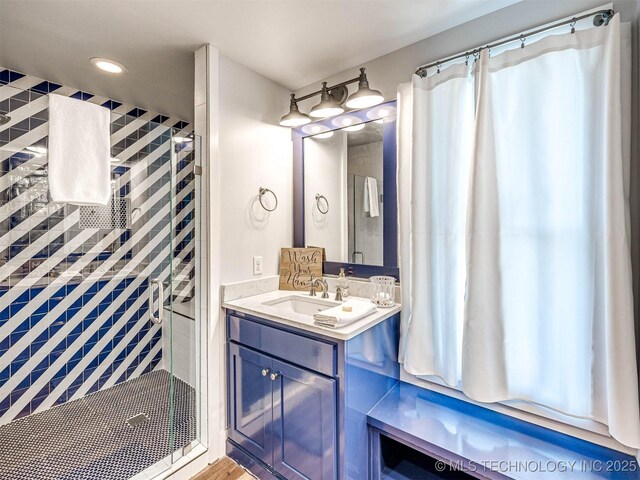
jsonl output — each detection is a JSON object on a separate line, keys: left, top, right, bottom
{"left": 0, "top": 370, "right": 196, "bottom": 480}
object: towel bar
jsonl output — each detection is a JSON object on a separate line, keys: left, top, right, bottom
{"left": 315, "top": 194, "right": 329, "bottom": 214}
{"left": 258, "top": 187, "right": 278, "bottom": 212}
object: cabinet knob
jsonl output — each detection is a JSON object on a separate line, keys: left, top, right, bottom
{"left": 261, "top": 368, "right": 270, "bottom": 377}
{"left": 270, "top": 372, "right": 280, "bottom": 381}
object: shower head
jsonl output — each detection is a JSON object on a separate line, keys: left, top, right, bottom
{"left": 0, "top": 114, "right": 10, "bottom": 125}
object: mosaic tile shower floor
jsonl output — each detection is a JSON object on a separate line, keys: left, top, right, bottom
{"left": 0, "top": 370, "right": 196, "bottom": 480}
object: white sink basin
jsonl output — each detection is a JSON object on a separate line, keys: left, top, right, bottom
{"left": 262, "top": 295, "right": 340, "bottom": 316}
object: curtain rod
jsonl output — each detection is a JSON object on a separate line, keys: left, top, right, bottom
{"left": 415, "top": 8, "right": 614, "bottom": 77}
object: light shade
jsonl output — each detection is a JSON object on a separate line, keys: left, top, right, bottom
{"left": 310, "top": 82, "right": 344, "bottom": 118}
{"left": 280, "top": 94, "right": 311, "bottom": 127}
{"left": 345, "top": 68, "right": 384, "bottom": 109}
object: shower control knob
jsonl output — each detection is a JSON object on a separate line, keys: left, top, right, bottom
{"left": 261, "top": 368, "right": 270, "bottom": 377}
{"left": 270, "top": 372, "right": 280, "bottom": 381}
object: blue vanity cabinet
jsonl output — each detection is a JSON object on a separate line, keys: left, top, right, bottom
{"left": 228, "top": 343, "right": 274, "bottom": 465}
{"left": 226, "top": 309, "right": 400, "bottom": 480}
{"left": 271, "top": 358, "right": 337, "bottom": 480}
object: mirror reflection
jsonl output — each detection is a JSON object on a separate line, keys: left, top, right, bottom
{"left": 304, "top": 121, "right": 385, "bottom": 266}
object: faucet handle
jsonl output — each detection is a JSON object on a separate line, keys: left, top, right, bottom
{"left": 309, "top": 282, "right": 317, "bottom": 296}
{"left": 334, "top": 286, "right": 343, "bottom": 302}
{"left": 321, "top": 279, "right": 329, "bottom": 299}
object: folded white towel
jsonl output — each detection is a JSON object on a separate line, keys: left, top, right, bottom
{"left": 313, "top": 300, "right": 376, "bottom": 328}
{"left": 48, "top": 94, "right": 111, "bottom": 205}
{"left": 363, "top": 176, "right": 380, "bottom": 217}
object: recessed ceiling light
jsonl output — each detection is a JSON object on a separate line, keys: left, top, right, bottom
{"left": 90, "top": 57, "right": 127, "bottom": 74}
{"left": 173, "top": 136, "right": 192, "bottom": 143}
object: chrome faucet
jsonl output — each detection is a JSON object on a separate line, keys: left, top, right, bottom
{"left": 309, "top": 278, "right": 329, "bottom": 298}
{"left": 334, "top": 286, "right": 344, "bottom": 302}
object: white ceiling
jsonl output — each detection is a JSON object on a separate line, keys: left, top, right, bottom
{"left": 0, "top": 0, "right": 520, "bottom": 122}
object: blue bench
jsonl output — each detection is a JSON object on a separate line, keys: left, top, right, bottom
{"left": 367, "top": 382, "right": 640, "bottom": 479}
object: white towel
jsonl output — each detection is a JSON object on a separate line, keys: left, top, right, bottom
{"left": 313, "top": 300, "right": 376, "bottom": 328}
{"left": 48, "top": 94, "right": 111, "bottom": 205}
{"left": 363, "top": 176, "right": 380, "bottom": 217}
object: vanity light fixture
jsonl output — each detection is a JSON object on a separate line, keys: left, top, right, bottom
{"left": 90, "top": 57, "right": 127, "bottom": 74}
{"left": 280, "top": 94, "right": 311, "bottom": 127}
{"left": 345, "top": 68, "right": 384, "bottom": 109}
{"left": 309, "top": 83, "right": 344, "bottom": 118}
{"left": 279, "top": 67, "right": 383, "bottom": 126}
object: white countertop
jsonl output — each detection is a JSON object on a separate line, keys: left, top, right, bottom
{"left": 222, "top": 289, "right": 401, "bottom": 341}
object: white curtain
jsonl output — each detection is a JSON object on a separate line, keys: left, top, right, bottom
{"left": 398, "top": 64, "right": 475, "bottom": 386}
{"left": 398, "top": 15, "right": 640, "bottom": 448}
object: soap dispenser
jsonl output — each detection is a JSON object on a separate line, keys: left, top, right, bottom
{"left": 337, "top": 268, "right": 350, "bottom": 298}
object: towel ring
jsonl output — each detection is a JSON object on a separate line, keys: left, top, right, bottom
{"left": 258, "top": 187, "right": 278, "bottom": 212}
{"left": 315, "top": 194, "right": 329, "bottom": 215}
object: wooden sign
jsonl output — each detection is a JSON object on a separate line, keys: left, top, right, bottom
{"left": 279, "top": 247, "right": 323, "bottom": 291}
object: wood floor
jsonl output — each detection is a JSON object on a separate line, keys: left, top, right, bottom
{"left": 192, "top": 456, "right": 254, "bottom": 480}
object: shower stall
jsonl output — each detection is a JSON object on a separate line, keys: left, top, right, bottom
{"left": 0, "top": 72, "right": 205, "bottom": 479}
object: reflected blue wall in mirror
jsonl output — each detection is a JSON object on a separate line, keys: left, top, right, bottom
{"left": 292, "top": 100, "right": 399, "bottom": 281}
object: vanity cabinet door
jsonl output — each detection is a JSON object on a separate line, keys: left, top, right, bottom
{"left": 271, "top": 359, "right": 337, "bottom": 480}
{"left": 228, "top": 343, "right": 274, "bottom": 466}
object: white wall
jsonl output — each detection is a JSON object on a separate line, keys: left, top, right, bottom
{"left": 217, "top": 54, "right": 293, "bottom": 282}
{"left": 196, "top": 44, "right": 293, "bottom": 464}
{"left": 304, "top": 132, "right": 347, "bottom": 262}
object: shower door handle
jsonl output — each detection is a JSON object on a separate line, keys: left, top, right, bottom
{"left": 149, "top": 278, "right": 164, "bottom": 324}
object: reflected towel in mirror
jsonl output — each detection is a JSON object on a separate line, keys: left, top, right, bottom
{"left": 363, "top": 176, "right": 380, "bottom": 217}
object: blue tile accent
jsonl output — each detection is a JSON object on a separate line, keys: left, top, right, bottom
{"left": 152, "top": 114, "right": 169, "bottom": 124}
{"left": 0, "top": 395, "right": 9, "bottom": 416}
{"left": 0, "top": 368, "right": 9, "bottom": 385}
{"left": 31, "top": 81, "right": 62, "bottom": 94}
{"left": 14, "top": 319, "right": 29, "bottom": 333}
{"left": 127, "top": 108, "right": 147, "bottom": 118}
{"left": 70, "top": 91, "right": 94, "bottom": 101}
{"left": 0, "top": 69, "right": 25, "bottom": 84}
{"left": 101, "top": 100, "right": 123, "bottom": 110}
{"left": 9, "top": 331, "right": 26, "bottom": 347}
{"left": 15, "top": 346, "right": 29, "bottom": 363}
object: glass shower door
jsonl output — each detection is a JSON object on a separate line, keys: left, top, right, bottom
{"left": 166, "top": 129, "right": 201, "bottom": 466}
{"left": 0, "top": 78, "right": 199, "bottom": 480}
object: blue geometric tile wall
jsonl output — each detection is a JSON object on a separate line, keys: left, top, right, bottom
{"left": 0, "top": 67, "right": 196, "bottom": 424}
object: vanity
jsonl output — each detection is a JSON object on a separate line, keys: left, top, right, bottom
{"left": 223, "top": 286, "right": 401, "bottom": 480}
{"left": 223, "top": 101, "right": 403, "bottom": 479}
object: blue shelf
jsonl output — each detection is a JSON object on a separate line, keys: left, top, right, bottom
{"left": 368, "top": 382, "right": 640, "bottom": 479}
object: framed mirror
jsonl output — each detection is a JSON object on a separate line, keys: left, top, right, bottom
{"left": 293, "top": 100, "right": 398, "bottom": 280}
